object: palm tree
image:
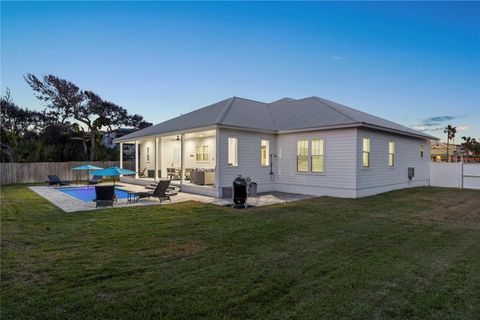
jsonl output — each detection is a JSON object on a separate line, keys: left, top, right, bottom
{"left": 443, "top": 125, "right": 457, "bottom": 162}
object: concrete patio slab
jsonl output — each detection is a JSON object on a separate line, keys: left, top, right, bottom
{"left": 30, "top": 183, "right": 313, "bottom": 213}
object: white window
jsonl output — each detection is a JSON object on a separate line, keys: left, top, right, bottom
{"left": 363, "top": 138, "right": 370, "bottom": 168}
{"left": 388, "top": 141, "right": 395, "bottom": 167}
{"left": 228, "top": 138, "right": 238, "bottom": 166}
{"left": 420, "top": 145, "right": 424, "bottom": 158}
{"left": 195, "top": 146, "right": 202, "bottom": 161}
{"left": 196, "top": 145, "right": 209, "bottom": 161}
{"left": 297, "top": 140, "right": 309, "bottom": 172}
{"left": 146, "top": 147, "right": 150, "bottom": 162}
{"left": 202, "top": 145, "right": 209, "bottom": 161}
{"left": 311, "top": 139, "right": 324, "bottom": 173}
{"left": 261, "top": 140, "right": 269, "bottom": 166}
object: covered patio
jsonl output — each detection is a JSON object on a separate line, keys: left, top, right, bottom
{"left": 118, "top": 128, "right": 219, "bottom": 197}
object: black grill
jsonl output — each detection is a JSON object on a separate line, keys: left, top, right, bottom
{"left": 232, "top": 175, "right": 247, "bottom": 208}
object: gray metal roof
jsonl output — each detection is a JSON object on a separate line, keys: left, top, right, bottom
{"left": 115, "top": 96, "right": 437, "bottom": 142}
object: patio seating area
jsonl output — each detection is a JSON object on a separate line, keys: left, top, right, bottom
{"left": 29, "top": 182, "right": 312, "bottom": 213}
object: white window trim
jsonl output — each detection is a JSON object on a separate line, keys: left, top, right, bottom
{"left": 388, "top": 141, "right": 395, "bottom": 167}
{"left": 195, "top": 146, "right": 202, "bottom": 162}
{"left": 195, "top": 145, "right": 209, "bottom": 162}
{"left": 260, "top": 140, "right": 270, "bottom": 167}
{"left": 296, "top": 139, "right": 309, "bottom": 173}
{"left": 202, "top": 145, "right": 209, "bottom": 161}
{"left": 362, "top": 137, "right": 371, "bottom": 169}
{"left": 311, "top": 138, "right": 325, "bottom": 174}
{"left": 228, "top": 137, "right": 238, "bottom": 167}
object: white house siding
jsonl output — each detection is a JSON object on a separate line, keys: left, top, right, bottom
{"left": 355, "top": 128, "right": 430, "bottom": 197}
{"left": 218, "top": 128, "right": 277, "bottom": 194}
{"left": 274, "top": 128, "right": 357, "bottom": 198}
{"left": 136, "top": 127, "right": 432, "bottom": 199}
{"left": 183, "top": 136, "right": 216, "bottom": 169}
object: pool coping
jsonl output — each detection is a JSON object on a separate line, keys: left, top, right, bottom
{"left": 29, "top": 184, "right": 314, "bottom": 213}
{"left": 29, "top": 185, "right": 158, "bottom": 213}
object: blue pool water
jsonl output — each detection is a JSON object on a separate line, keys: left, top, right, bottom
{"left": 58, "top": 186, "right": 130, "bottom": 202}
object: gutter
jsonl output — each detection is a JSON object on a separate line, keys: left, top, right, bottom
{"left": 114, "top": 121, "right": 437, "bottom": 144}
{"left": 113, "top": 125, "right": 218, "bottom": 143}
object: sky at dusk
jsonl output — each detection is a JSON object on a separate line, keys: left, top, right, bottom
{"left": 1, "top": 1, "right": 479, "bottom": 141}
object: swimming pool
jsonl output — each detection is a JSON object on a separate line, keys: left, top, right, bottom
{"left": 58, "top": 186, "right": 130, "bottom": 202}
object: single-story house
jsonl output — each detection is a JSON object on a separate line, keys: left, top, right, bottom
{"left": 114, "top": 96, "right": 438, "bottom": 198}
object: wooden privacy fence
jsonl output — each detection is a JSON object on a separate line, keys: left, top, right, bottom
{"left": 0, "top": 161, "right": 135, "bottom": 185}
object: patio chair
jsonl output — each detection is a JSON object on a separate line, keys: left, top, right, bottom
{"left": 94, "top": 185, "right": 115, "bottom": 207}
{"left": 138, "top": 168, "right": 146, "bottom": 178}
{"left": 133, "top": 180, "right": 177, "bottom": 203}
{"left": 88, "top": 175, "right": 103, "bottom": 185}
{"left": 46, "top": 175, "right": 70, "bottom": 186}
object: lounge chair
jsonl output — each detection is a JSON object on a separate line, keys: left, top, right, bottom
{"left": 94, "top": 185, "right": 115, "bottom": 207}
{"left": 88, "top": 175, "right": 103, "bottom": 185}
{"left": 133, "top": 180, "right": 177, "bottom": 203}
{"left": 46, "top": 175, "right": 70, "bottom": 186}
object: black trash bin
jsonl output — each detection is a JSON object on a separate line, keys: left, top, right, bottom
{"left": 232, "top": 175, "right": 247, "bottom": 208}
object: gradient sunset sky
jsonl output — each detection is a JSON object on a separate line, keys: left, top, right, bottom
{"left": 2, "top": 1, "right": 479, "bottom": 141}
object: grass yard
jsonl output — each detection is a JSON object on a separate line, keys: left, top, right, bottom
{"left": 1, "top": 185, "right": 480, "bottom": 319}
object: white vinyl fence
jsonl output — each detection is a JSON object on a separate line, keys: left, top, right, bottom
{"left": 430, "top": 162, "right": 480, "bottom": 189}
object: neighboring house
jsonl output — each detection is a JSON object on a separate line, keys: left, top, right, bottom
{"left": 101, "top": 128, "right": 135, "bottom": 149}
{"left": 114, "top": 96, "right": 438, "bottom": 198}
{"left": 101, "top": 128, "right": 136, "bottom": 160}
{"left": 430, "top": 142, "right": 462, "bottom": 163}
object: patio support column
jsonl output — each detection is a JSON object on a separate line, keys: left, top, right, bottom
{"left": 180, "top": 133, "right": 185, "bottom": 185}
{"left": 135, "top": 140, "right": 139, "bottom": 179}
{"left": 154, "top": 137, "right": 159, "bottom": 182}
{"left": 119, "top": 142, "right": 124, "bottom": 177}
{"left": 119, "top": 143, "right": 123, "bottom": 169}
{"left": 215, "top": 127, "right": 220, "bottom": 197}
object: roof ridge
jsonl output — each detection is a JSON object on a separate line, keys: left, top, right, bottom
{"left": 311, "top": 96, "right": 358, "bottom": 123}
{"left": 215, "top": 97, "right": 236, "bottom": 124}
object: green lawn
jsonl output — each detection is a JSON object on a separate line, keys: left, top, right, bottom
{"left": 1, "top": 185, "right": 479, "bottom": 319}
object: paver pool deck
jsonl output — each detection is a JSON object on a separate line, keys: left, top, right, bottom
{"left": 29, "top": 183, "right": 312, "bottom": 212}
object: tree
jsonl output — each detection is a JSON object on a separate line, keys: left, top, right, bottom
{"left": 443, "top": 125, "right": 457, "bottom": 162}
{"left": 461, "top": 136, "right": 480, "bottom": 158}
{"left": 24, "top": 74, "right": 147, "bottom": 160}
{"left": 0, "top": 89, "right": 45, "bottom": 135}
{"left": 0, "top": 89, "right": 46, "bottom": 162}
